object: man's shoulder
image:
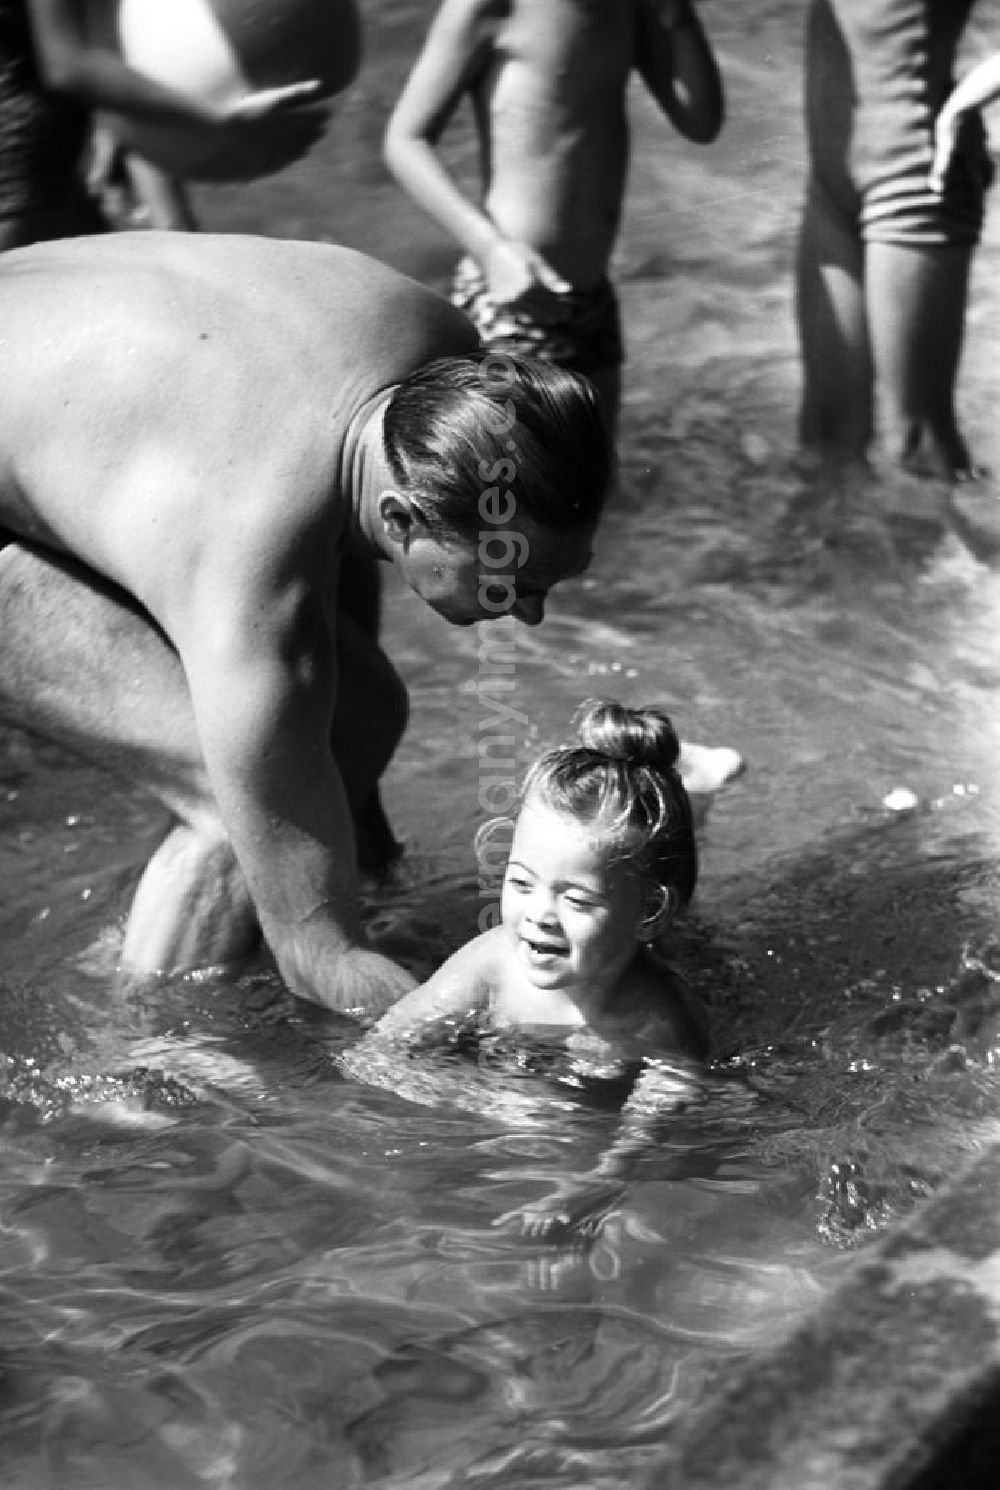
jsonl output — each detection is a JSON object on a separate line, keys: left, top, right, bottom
{"left": 340, "top": 256, "right": 481, "bottom": 365}
{"left": 161, "top": 235, "right": 478, "bottom": 364}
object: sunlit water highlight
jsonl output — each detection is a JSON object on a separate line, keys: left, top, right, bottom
{"left": 2, "top": 2, "right": 1000, "bottom": 1484}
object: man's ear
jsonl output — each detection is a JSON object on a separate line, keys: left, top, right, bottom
{"left": 377, "top": 490, "right": 428, "bottom": 547}
{"left": 636, "top": 882, "right": 677, "bottom": 943}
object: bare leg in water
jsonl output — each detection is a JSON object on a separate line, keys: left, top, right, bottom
{"left": 795, "top": 192, "right": 874, "bottom": 472}
{"left": 866, "top": 240, "right": 977, "bottom": 478}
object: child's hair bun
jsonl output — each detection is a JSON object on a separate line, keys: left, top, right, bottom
{"left": 575, "top": 700, "right": 681, "bottom": 775}
{"left": 525, "top": 698, "right": 697, "bottom": 910}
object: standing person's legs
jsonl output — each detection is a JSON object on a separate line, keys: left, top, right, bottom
{"left": 0, "top": 544, "right": 409, "bottom": 973}
{"left": 795, "top": 192, "right": 873, "bottom": 466}
{"left": 865, "top": 240, "right": 975, "bottom": 477}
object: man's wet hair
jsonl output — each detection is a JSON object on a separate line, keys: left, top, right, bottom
{"left": 382, "top": 354, "right": 610, "bottom": 538}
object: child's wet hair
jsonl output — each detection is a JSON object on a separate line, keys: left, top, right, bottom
{"left": 522, "top": 700, "right": 698, "bottom": 908}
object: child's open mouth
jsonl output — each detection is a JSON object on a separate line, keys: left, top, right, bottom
{"left": 522, "top": 936, "right": 567, "bottom": 962}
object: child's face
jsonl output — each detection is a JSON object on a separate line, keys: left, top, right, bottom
{"left": 500, "top": 797, "right": 643, "bottom": 995}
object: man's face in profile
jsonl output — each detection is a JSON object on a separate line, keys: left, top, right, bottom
{"left": 401, "top": 518, "right": 594, "bottom": 627}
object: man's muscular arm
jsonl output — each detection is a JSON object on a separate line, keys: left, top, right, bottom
{"left": 178, "top": 569, "right": 415, "bottom": 1020}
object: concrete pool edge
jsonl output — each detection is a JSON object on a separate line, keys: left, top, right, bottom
{"left": 646, "top": 1139, "right": 1000, "bottom": 1490}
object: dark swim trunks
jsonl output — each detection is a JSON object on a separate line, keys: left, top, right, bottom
{"left": 0, "top": 0, "right": 90, "bottom": 222}
{"left": 450, "top": 255, "right": 624, "bottom": 376}
{"left": 806, "top": 0, "right": 993, "bottom": 247}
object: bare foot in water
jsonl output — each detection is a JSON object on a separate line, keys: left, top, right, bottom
{"left": 950, "top": 469, "right": 1000, "bottom": 561}
{"left": 678, "top": 742, "right": 746, "bottom": 799}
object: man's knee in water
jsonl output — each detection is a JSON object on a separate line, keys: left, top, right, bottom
{"left": 122, "top": 821, "right": 260, "bottom": 975}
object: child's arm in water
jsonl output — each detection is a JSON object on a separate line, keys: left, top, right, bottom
{"left": 338, "top": 928, "right": 506, "bottom": 1107}
{"left": 510, "top": 1055, "right": 708, "bottom": 1241}
{"left": 930, "top": 52, "right": 1000, "bottom": 194}
{"left": 498, "top": 966, "right": 711, "bottom": 1240}
{"left": 364, "top": 928, "right": 504, "bottom": 1039}
{"left": 634, "top": 0, "right": 724, "bottom": 144}
{"left": 382, "top": 0, "right": 570, "bottom": 304}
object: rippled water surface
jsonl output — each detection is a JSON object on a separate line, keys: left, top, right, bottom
{"left": 2, "top": 3, "right": 1000, "bottom": 1485}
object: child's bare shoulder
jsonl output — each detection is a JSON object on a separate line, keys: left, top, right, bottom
{"left": 621, "top": 955, "right": 710, "bottom": 1062}
{"left": 455, "top": 923, "right": 510, "bottom": 979}
{"left": 369, "top": 926, "right": 508, "bottom": 1037}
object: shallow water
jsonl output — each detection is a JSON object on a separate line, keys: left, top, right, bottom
{"left": 3, "top": 2, "right": 1000, "bottom": 1485}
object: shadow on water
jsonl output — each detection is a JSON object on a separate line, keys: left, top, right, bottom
{"left": 2, "top": 0, "right": 1000, "bottom": 1484}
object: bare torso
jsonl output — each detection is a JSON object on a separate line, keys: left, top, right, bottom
{"left": 473, "top": 0, "right": 636, "bottom": 286}
{"left": 0, "top": 231, "right": 473, "bottom": 642}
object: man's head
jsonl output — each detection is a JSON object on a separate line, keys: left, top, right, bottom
{"left": 377, "top": 353, "right": 610, "bottom": 625}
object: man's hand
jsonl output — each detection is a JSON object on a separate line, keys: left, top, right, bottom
{"left": 322, "top": 946, "right": 418, "bottom": 1024}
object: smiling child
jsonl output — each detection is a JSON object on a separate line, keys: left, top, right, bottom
{"left": 353, "top": 700, "right": 713, "bottom": 1236}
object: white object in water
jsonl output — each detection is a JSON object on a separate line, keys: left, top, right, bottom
{"left": 678, "top": 743, "right": 746, "bottom": 797}
{"left": 883, "top": 786, "right": 919, "bottom": 813}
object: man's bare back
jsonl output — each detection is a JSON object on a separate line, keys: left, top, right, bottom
{"left": 0, "top": 233, "right": 470, "bottom": 618}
